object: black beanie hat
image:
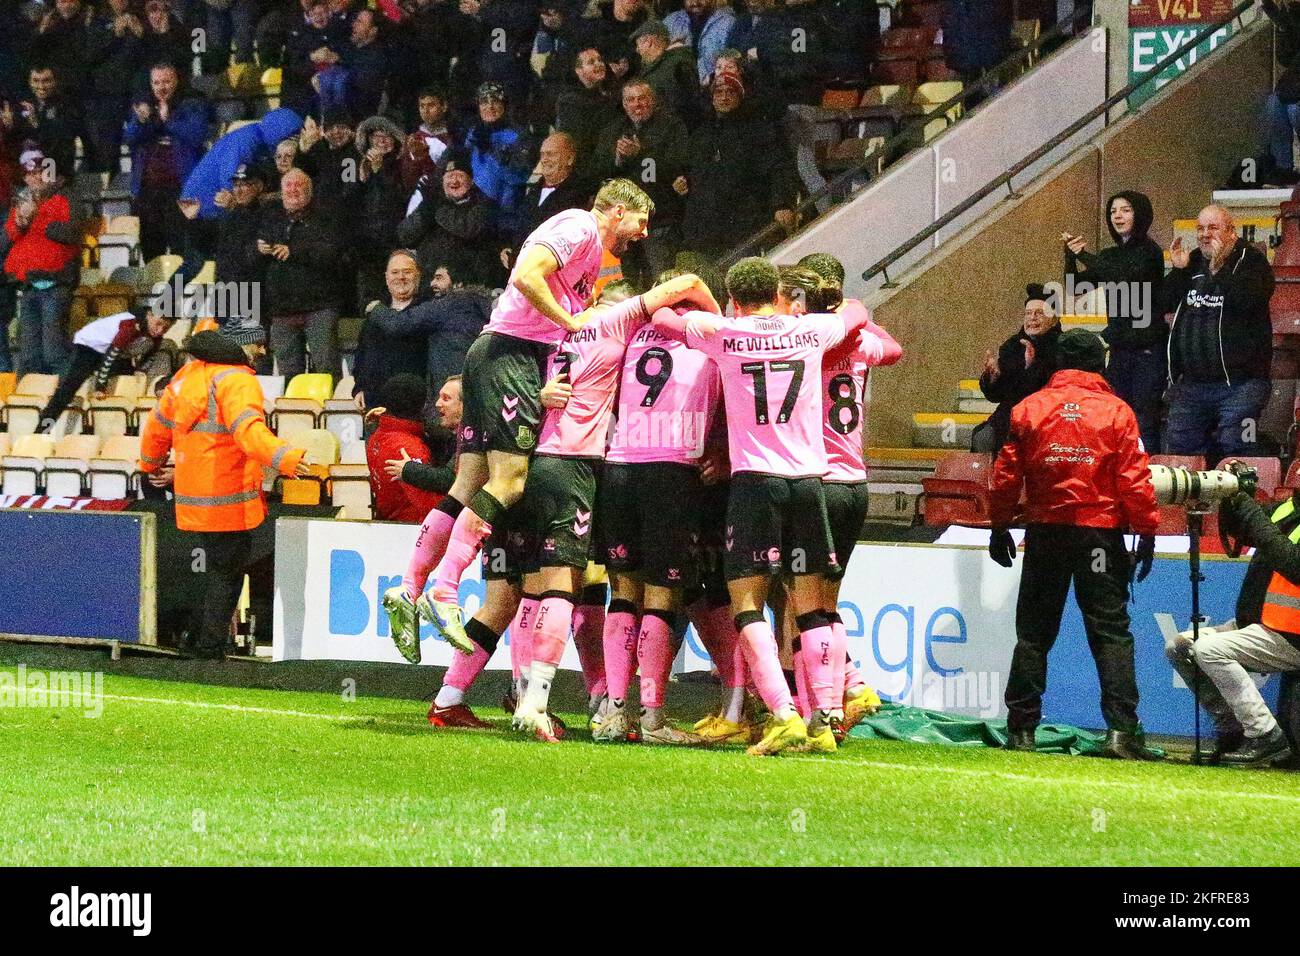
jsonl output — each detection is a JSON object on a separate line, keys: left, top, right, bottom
{"left": 1055, "top": 329, "right": 1106, "bottom": 374}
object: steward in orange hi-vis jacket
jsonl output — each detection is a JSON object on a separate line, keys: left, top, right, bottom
{"left": 139, "top": 321, "right": 307, "bottom": 658}
{"left": 986, "top": 329, "right": 1162, "bottom": 762}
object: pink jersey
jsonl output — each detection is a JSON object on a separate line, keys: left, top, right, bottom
{"left": 606, "top": 322, "right": 721, "bottom": 465}
{"left": 684, "top": 310, "right": 851, "bottom": 479}
{"left": 485, "top": 208, "right": 603, "bottom": 345}
{"left": 821, "top": 333, "right": 870, "bottom": 482}
{"left": 537, "top": 295, "right": 650, "bottom": 459}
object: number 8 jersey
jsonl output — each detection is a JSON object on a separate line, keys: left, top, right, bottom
{"left": 605, "top": 320, "right": 721, "bottom": 466}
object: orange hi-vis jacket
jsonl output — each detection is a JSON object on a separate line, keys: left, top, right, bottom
{"left": 1261, "top": 497, "right": 1300, "bottom": 635}
{"left": 138, "top": 358, "right": 305, "bottom": 532}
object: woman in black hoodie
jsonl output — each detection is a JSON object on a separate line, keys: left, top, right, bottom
{"left": 1064, "top": 190, "right": 1166, "bottom": 452}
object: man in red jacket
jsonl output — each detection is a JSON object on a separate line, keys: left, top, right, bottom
{"left": 988, "top": 329, "right": 1161, "bottom": 760}
{"left": 366, "top": 373, "right": 445, "bottom": 522}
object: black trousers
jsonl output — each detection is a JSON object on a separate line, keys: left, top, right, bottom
{"left": 195, "top": 529, "right": 253, "bottom": 652}
{"left": 1006, "top": 524, "right": 1141, "bottom": 734}
{"left": 40, "top": 344, "right": 131, "bottom": 429}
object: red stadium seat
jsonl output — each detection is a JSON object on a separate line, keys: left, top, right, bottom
{"left": 922, "top": 451, "right": 995, "bottom": 527}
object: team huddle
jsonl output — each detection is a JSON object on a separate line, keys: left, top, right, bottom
{"left": 382, "top": 178, "right": 902, "bottom": 756}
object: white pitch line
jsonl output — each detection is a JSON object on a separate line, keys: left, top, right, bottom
{"left": 788, "top": 753, "right": 1300, "bottom": 805}
{"left": 98, "top": 692, "right": 1300, "bottom": 806}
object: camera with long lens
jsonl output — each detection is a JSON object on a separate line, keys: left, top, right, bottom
{"left": 1148, "top": 463, "right": 1258, "bottom": 508}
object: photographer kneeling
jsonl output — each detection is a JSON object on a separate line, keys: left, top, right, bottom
{"left": 1167, "top": 488, "right": 1300, "bottom": 767}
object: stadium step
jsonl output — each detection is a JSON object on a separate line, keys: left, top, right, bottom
{"left": 911, "top": 412, "right": 987, "bottom": 450}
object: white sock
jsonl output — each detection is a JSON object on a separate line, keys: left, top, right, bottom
{"left": 515, "top": 674, "right": 528, "bottom": 699}
{"left": 434, "top": 685, "right": 463, "bottom": 708}
{"left": 774, "top": 704, "right": 798, "bottom": 722}
{"left": 641, "top": 706, "right": 662, "bottom": 731}
{"left": 724, "top": 686, "right": 744, "bottom": 723}
{"left": 524, "top": 661, "right": 556, "bottom": 712}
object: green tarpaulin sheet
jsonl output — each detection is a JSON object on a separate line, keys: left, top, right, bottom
{"left": 848, "top": 703, "right": 1165, "bottom": 758}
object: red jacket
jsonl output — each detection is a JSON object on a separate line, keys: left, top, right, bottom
{"left": 4, "top": 191, "right": 80, "bottom": 283}
{"left": 366, "top": 415, "right": 444, "bottom": 522}
{"left": 990, "top": 369, "right": 1159, "bottom": 534}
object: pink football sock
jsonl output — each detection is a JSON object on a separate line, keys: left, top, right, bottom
{"left": 572, "top": 602, "right": 607, "bottom": 697}
{"left": 532, "top": 594, "right": 574, "bottom": 667}
{"left": 443, "top": 636, "right": 491, "bottom": 691}
{"left": 602, "top": 601, "right": 639, "bottom": 701}
{"left": 637, "top": 611, "right": 675, "bottom": 709}
{"left": 738, "top": 619, "right": 793, "bottom": 715}
{"left": 829, "top": 621, "right": 849, "bottom": 706}
{"left": 509, "top": 596, "right": 539, "bottom": 681}
{"left": 793, "top": 654, "right": 810, "bottom": 719}
{"left": 689, "top": 601, "right": 740, "bottom": 688}
{"left": 403, "top": 507, "right": 457, "bottom": 601}
{"left": 431, "top": 506, "right": 493, "bottom": 601}
{"left": 800, "top": 624, "right": 838, "bottom": 712}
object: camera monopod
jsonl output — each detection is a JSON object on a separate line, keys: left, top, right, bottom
{"left": 1148, "top": 464, "right": 1258, "bottom": 760}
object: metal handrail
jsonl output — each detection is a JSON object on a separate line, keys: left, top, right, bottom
{"left": 716, "top": 4, "right": 1096, "bottom": 270}
{"left": 860, "top": 0, "right": 1259, "bottom": 285}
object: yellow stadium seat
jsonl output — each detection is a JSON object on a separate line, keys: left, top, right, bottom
{"left": 285, "top": 373, "right": 333, "bottom": 404}
{"left": 0, "top": 373, "right": 15, "bottom": 404}
{"left": 290, "top": 428, "right": 340, "bottom": 466}
{"left": 260, "top": 67, "right": 282, "bottom": 94}
{"left": 89, "top": 435, "right": 143, "bottom": 499}
{"left": 2, "top": 433, "right": 56, "bottom": 495}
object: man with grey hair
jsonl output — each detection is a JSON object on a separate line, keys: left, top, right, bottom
{"left": 255, "top": 167, "right": 346, "bottom": 378}
{"left": 1164, "top": 204, "right": 1275, "bottom": 458}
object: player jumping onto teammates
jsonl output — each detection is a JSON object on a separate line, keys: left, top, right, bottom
{"left": 384, "top": 179, "right": 653, "bottom": 663}
{"left": 652, "top": 257, "right": 893, "bottom": 755}
{"left": 422, "top": 274, "right": 720, "bottom": 738}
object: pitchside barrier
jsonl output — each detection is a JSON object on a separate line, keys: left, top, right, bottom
{"left": 272, "top": 517, "right": 1272, "bottom": 737}
{"left": 0, "top": 508, "right": 157, "bottom": 647}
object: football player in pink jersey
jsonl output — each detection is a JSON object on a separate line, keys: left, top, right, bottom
{"left": 420, "top": 273, "right": 720, "bottom": 742}
{"left": 652, "top": 257, "right": 893, "bottom": 755}
{"left": 784, "top": 258, "right": 902, "bottom": 736}
{"left": 592, "top": 268, "right": 733, "bottom": 745}
{"left": 383, "top": 179, "right": 653, "bottom": 665}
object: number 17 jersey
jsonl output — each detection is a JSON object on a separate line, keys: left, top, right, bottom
{"left": 684, "top": 310, "right": 849, "bottom": 479}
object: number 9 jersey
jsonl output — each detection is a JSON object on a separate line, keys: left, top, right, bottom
{"left": 605, "top": 320, "right": 721, "bottom": 466}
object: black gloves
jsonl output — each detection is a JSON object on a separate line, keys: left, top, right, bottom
{"left": 1132, "top": 534, "right": 1155, "bottom": 583}
{"left": 989, "top": 528, "right": 1016, "bottom": 568}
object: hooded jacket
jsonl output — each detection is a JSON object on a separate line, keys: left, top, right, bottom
{"left": 990, "top": 369, "right": 1159, "bottom": 534}
{"left": 1064, "top": 191, "right": 1167, "bottom": 351}
{"left": 1224, "top": 493, "right": 1300, "bottom": 649}
{"left": 138, "top": 330, "right": 305, "bottom": 532}
{"left": 3, "top": 187, "right": 81, "bottom": 286}
{"left": 182, "top": 108, "right": 304, "bottom": 220}
{"left": 464, "top": 117, "right": 535, "bottom": 229}
{"left": 365, "top": 413, "right": 446, "bottom": 521}
{"left": 1164, "top": 237, "right": 1275, "bottom": 385}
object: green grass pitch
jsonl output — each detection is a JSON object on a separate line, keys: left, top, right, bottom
{"left": 2, "top": 643, "right": 1299, "bottom": 866}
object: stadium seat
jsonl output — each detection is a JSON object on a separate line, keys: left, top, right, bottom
{"left": 89, "top": 394, "right": 135, "bottom": 438}
{"left": 0, "top": 434, "right": 9, "bottom": 457}
{"left": 1271, "top": 280, "right": 1300, "bottom": 339}
{"left": 142, "top": 254, "right": 183, "bottom": 292}
{"left": 2, "top": 374, "right": 59, "bottom": 436}
{"left": 285, "top": 372, "right": 333, "bottom": 404}
{"left": 2, "top": 433, "right": 56, "bottom": 496}
{"left": 290, "top": 428, "right": 340, "bottom": 466}
{"left": 270, "top": 398, "right": 321, "bottom": 439}
{"left": 339, "top": 438, "right": 367, "bottom": 464}
{"left": 329, "top": 463, "right": 372, "bottom": 519}
{"left": 911, "top": 82, "right": 963, "bottom": 142}
{"left": 44, "top": 434, "right": 102, "bottom": 497}
{"left": 321, "top": 399, "right": 364, "bottom": 446}
{"left": 820, "top": 88, "right": 861, "bottom": 110}
{"left": 89, "top": 435, "right": 143, "bottom": 499}
{"left": 257, "top": 375, "right": 286, "bottom": 411}
{"left": 1010, "top": 19, "right": 1042, "bottom": 69}
{"left": 0, "top": 373, "right": 15, "bottom": 404}
{"left": 164, "top": 319, "right": 192, "bottom": 345}
{"left": 332, "top": 376, "right": 355, "bottom": 400}
{"left": 921, "top": 452, "right": 994, "bottom": 528}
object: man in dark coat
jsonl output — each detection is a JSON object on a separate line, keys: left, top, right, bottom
{"left": 973, "top": 284, "right": 1062, "bottom": 453}
{"left": 396, "top": 148, "right": 500, "bottom": 289}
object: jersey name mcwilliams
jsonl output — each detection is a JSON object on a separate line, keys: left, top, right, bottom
{"left": 723, "top": 332, "right": 820, "bottom": 353}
